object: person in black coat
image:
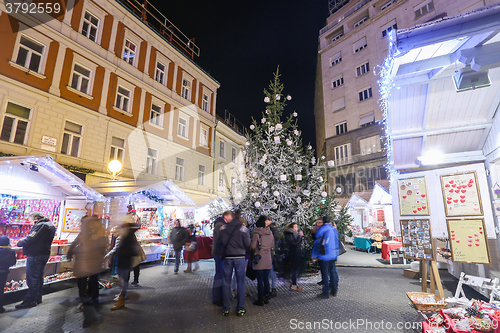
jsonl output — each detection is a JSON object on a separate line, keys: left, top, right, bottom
{"left": 169, "top": 219, "right": 189, "bottom": 274}
{"left": 284, "top": 222, "right": 304, "bottom": 291}
{"left": 15, "top": 212, "right": 56, "bottom": 309}
{"left": 0, "top": 236, "right": 17, "bottom": 313}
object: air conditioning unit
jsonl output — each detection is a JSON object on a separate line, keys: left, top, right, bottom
{"left": 453, "top": 68, "right": 490, "bottom": 92}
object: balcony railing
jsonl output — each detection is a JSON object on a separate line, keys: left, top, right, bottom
{"left": 117, "top": 0, "right": 200, "bottom": 60}
{"left": 330, "top": 150, "right": 386, "bottom": 167}
{"left": 218, "top": 110, "right": 244, "bottom": 135}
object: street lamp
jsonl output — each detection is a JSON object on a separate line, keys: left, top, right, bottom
{"left": 108, "top": 160, "right": 122, "bottom": 180}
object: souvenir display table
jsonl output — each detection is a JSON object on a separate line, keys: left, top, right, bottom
{"left": 354, "top": 236, "right": 373, "bottom": 251}
{"left": 381, "top": 241, "right": 404, "bottom": 262}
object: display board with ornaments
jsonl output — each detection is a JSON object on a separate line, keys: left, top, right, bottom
{"left": 441, "top": 172, "right": 483, "bottom": 217}
{"left": 398, "top": 177, "right": 429, "bottom": 216}
{"left": 446, "top": 218, "right": 490, "bottom": 264}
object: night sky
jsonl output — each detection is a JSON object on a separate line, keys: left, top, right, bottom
{"left": 150, "top": 1, "right": 330, "bottom": 150}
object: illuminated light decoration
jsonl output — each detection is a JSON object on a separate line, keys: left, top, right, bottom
{"left": 255, "top": 201, "right": 261, "bottom": 208}
{"left": 287, "top": 95, "right": 292, "bottom": 101}
{"left": 250, "top": 125, "right": 255, "bottom": 130}
{"left": 273, "top": 191, "right": 280, "bottom": 197}
{"left": 321, "top": 191, "right": 328, "bottom": 197}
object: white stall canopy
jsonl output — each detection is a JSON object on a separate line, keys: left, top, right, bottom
{"left": 0, "top": 155, "right": 103, "bottom": 201}
{"left": 91, "top": 179, "right": 195, "bottom": 206}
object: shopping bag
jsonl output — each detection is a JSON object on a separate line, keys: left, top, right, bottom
{"left": 246, "top": 259, "right": 257, "bottom": 280}
{"left": 338, "top": 241, "right": 347, "bottom": 256}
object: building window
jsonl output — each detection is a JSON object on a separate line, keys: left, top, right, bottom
{"left": 110, "top": 136, "right": 125, "bottom": 162}
{"left": 146, "top": 148, "right": 158, "bottom": 175}
{"left": 354, "top": 16, "right": 367, "bottom": 28}
{"left": 335, "top": 173, "right": 356, "bottom": 195}
{"left": 155, "top": 62, "right": 166, "bottom": 84}
{"left": 415, "top": 1, "right": 434, "bottom": 19}
{"left": 0, "top": 102, "right": 31, "bottom": 145}
{"left": 15, "top": 36, "right": 45, "bottom": 73}
{"left": 70, "top": 63, "right": 91, "bottom": 95}
{"left": 356, "top": 61, "right": 370, "bottom": 77}
{"left": 123, "top": 39, "right": 136, "bottom": 65}
{"left": 61, "top": 121, "right": 82, "bottom": 157}
{"left": 330, "top": 51, "right": 342, "bottom": 67}
{"left": 150, "top": 104, "right": 162, "bottom": 127}
{"left": 202, "top": 94, "right": 210, "bottom": 112}
{"left": 381, "top": 0, "right": 396, "bottom": 10}
{"left": 333, "top": 97, "right": 345, "bottom": 112}
{"left": 177, "top": 117, "right": 188, "bottom": 138}
{"left": 331, "top": 33, "right": 343, "bottom": 43}
{"left": 358, "top": 87, "right": 373, "bottom": 102}
{"left": 231, "top": 147, "right": 237, "bottom": 163}
{"left": 115, "top": 86, "right": 131, "bottom": 113}
{"left": 382, "top": 20, "right": 397, "bottom": 38}
{"left": 359, "top": 111, "right": 375, "bottom": 127}
{"left": 219, "top": 141, "right": 225, "bottom": 159}
{"left": 353, "top": 37, "right": 367, "bottom": 53}
{"left": 332, "top": 74, "right": 344, "bottom": 89}
{"left": 200, "top": 128, "right": 208, "bottom": 147}
{"left": 360, "top": 135, "right": 381, "bottom": 156}
{"left": 356, "top": 166, "right": 387, "bottom": 191}
{"left": 82, "top": 11, "right": 99, "bottom": 42}
{"left": 175, "top": 157, "right": 184, "bottom": 181}
{"left": 335, "top": 121, "right": 347, "bottom": 135}
{"left": 181, "top": 79, "right": 191, "bottom": 100}
{"left": 334, "top": 143, "right": 350, "bottom": 166}
{"left": 218, "top": 169, "right": 224, "bottom": 188}
{"left": 198, "top": 165, "right": 206, "bottom": 186}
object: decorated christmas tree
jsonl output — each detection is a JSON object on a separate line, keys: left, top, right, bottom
{"left": 233, "top": 69, "right": 330, "bottom": 228}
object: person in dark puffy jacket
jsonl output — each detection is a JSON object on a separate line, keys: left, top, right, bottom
{"left": 284, "top": 223, "right": 304, "bottom": 291}
{"left": 250, "top": 215, "right": 274, "bottom": 306}
{"left": 0, "top": 235, "right": 17, "bottom": 313}
{"left": 15, "top": 212, "right": 56, "bottom": 309}
{"left": 169, "top": 219, "right": 189, "bottom": 274}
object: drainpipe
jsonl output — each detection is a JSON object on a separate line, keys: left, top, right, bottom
{"left": 212, "top": 119, "right": 219, "bottom": 197}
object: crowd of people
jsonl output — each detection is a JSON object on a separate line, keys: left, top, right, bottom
{"left": 0, "top": 209, "right": 340, "bottom": 321}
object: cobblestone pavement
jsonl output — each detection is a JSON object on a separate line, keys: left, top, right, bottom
{"left": 0, "top": 260, "right": 460, "bottom": 333}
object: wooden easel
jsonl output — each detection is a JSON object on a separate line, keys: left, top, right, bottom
{"left": 421, "top": 259, "right": 444, "bottom": 299}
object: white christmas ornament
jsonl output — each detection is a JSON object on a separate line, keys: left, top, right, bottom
{"left": 295, "top": 175, "right": 302, "bottom": 181}
{"left": 276, "top": 94, "right": 280, "bottom": 100}
{"left": 321, "top": 156, "right": 325, "bottom": 160}
{"left": 287, "top": 95, "right": 292, "bottom": 101}
{"left": 275, "top": 124, "right": 282, "bottom": 130}
{"left": 264, "top": 97, "right": 270, "bottom": 103}
{"left": 311, "top": 157, "right": 316, "bottom": 165}
{"left": 274, "top": 136, "right": 280, "bottom": 143}
{"left": 286, "top": 139, "right": 292, "bottom": 146}
{"left": 250, "top": 124, "right": 255, "bottom": 130}
{"left": 321, "top": 191, "right": 327, "bottom": 197}
{"left": 261, "top": 181, "right": 268, "bottom": 188}
{"left": 318, "top": 176, "right": 323, "bottom": 181}
{"left": 327, "top": 160, "right": 335, "bottom": 167}
{"left": 236, "top": 193, "right": 242, "bottom": 199}
{"left": 255, "top": 202, "right": 261, "bottom": 208}
{"left": 269, "top": 126, "right": 275, "bottom": 132}
{"left": 303, "top": 190, "right": 310, "bottom": 196}
{"left": 308, "top": 145, "right": 312, "bottom": 150}
{"left": 246, "top": 142, "right": 250, "bottom": 146}
{"left": 294, "top": 129, "right": 299, "bottom": 135}
{"left": 293, "top": 112, "right": 297, "bottom": 117}
{"left": 297, "top": 159, "right": 302, "bottom": 164}
{"left": 232, "top": 179, "right": 237, "bottom": 184}
{"left": 297, "top": 197, "right": 301, "bottom": 204}
{"left": 280, "top": 175, "right": 287, "bottom": 181}
{"left": 251, "top": 171, "right": 257, "bottom": 177}
{"left": 261, "top": 118, "right": 266, "bottom": 123}
{"left": 273, "top": 191, "right": 280, "bottom": 197}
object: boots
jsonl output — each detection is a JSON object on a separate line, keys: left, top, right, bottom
{"left": 111, "top": 295, "right": 125, "bottom": 310}
{"left": 253, "top": 297, "right": 265, "bottom": 306}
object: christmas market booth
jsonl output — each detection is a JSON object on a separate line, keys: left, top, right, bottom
{"left": 382, "top": 3, "right": 500, "bottom": 332}
{"left": 91, "top": 179, "right": 198, "bottom": 263}
{"left": 0, "top": 155, "right": 104, "bottom": 293}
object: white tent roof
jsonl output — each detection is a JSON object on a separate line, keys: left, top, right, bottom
{"left": 387, "top": 3, "right": 500, "bottom": 169}
{"left": 368, "top": 182, "right": 392, "bottom": 206}
{"left": 0, "top": 155, "right": 103, "bottom": 201}
{"left": 346, "top": 193, "right": 368, "bottom": 210}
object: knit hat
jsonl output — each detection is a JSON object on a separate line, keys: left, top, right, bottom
{"left": 0, "top": 235, "right": 10, "bottom": 246}
{"left": 322, "top": 216, "right": 330, "bottom": 224}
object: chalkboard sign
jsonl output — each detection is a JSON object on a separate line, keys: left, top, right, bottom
{"left": 400, "top": 219, "right": 434, "bottom": 260}
{"left": 398, "top": 177, "right": 430, "bottom": 216}
{"left": 446, "top": 218, "right": 490, "bottom": 264}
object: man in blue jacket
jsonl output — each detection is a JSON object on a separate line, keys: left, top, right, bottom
{"left": 312, "top": 216, "right": 339, "bottom": 299}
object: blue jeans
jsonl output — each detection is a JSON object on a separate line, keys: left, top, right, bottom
{"left": 174, "top": 250, "right": 182, "bottom": 272}
{"left": 256, "top": 269, "right": 270, "bottom": 298}
{"left": 222, "top": 258, "right": 245, "bottom": 311}
{"left": 24, "top": 254, "right": 50, "bottom": 303}
{"left": 232, "top": 259, "right": 248, "bottom": 290}
{"left": 270, "top": 265, "right": 277, "bottom": 289}
{"left": 118, "top": 267, "right": 131, "bottom": 297}
{"left": 212, "top": 256, "right": 223, "bottom": 303}
{"left": 319, "top": 259, "right": 338, "bottom": 296}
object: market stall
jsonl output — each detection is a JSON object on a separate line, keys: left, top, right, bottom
{"left": 0, "top": 155, "right": 103, "bottom": 293}
{"left": 91, "top": 179, "right": 196, "bottom": 263}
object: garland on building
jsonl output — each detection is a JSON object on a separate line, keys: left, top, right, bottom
{"left": 59, "top": 163, "right": 96, "bottom": 175}
{"left": 138, "top": 190, "right": 165, "bottom": 204}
